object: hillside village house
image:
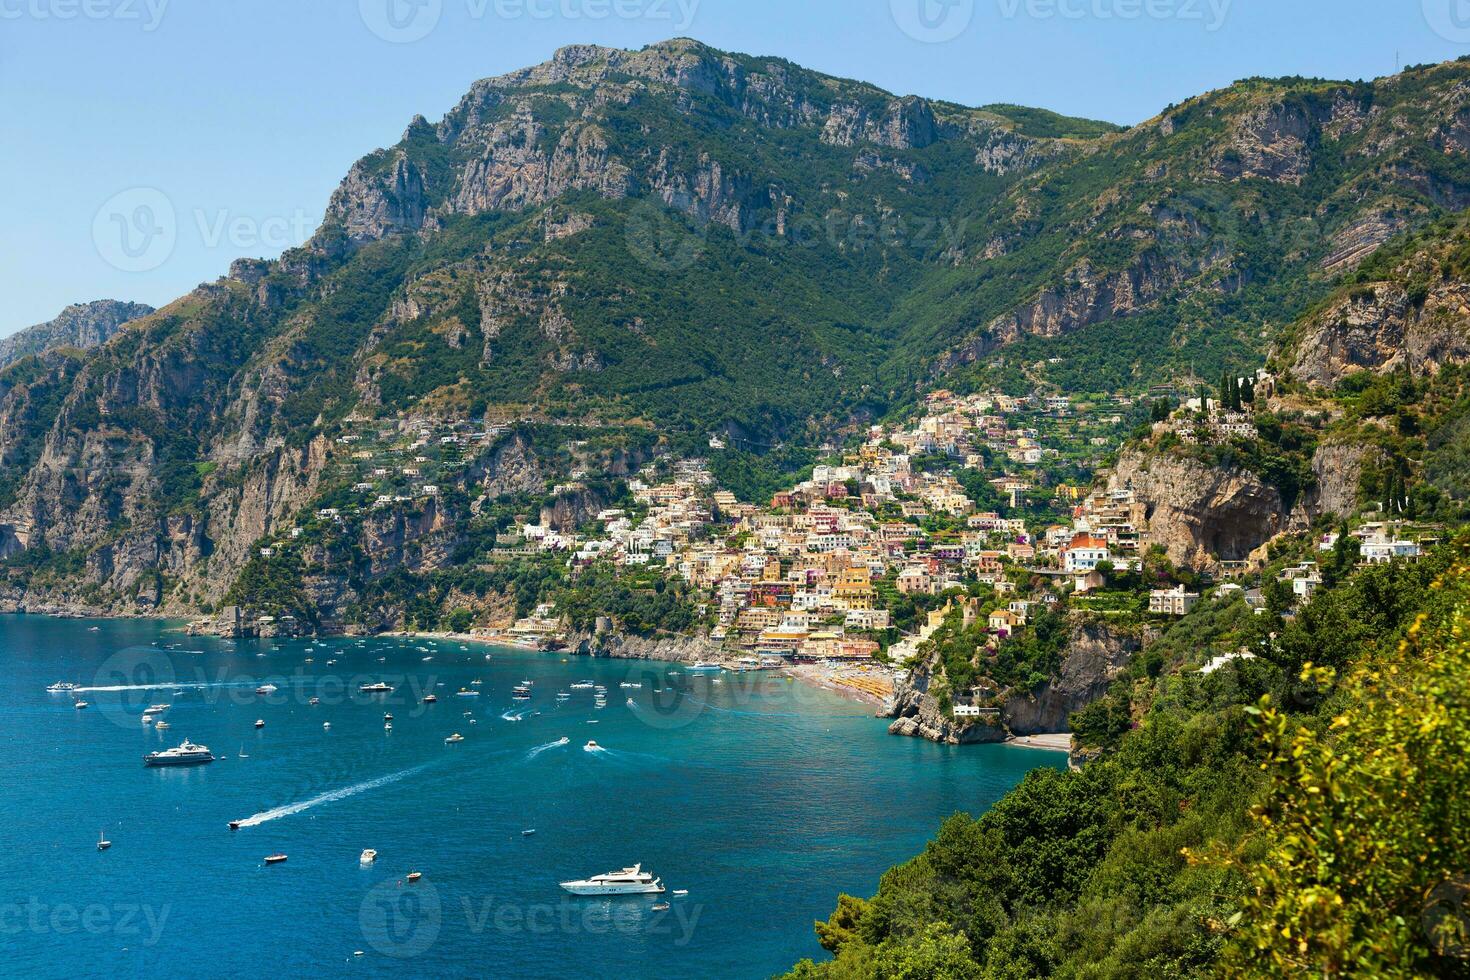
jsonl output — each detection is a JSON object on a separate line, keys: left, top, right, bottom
{"left": 1062, "top": 533, "right": 1111, "bottom": 573}
{"left": 1149, "top": 585, "right": 1201, "bottom": 616}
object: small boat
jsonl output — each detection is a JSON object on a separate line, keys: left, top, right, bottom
{"left": 422, "top": 694, "right": 438, "bottom": 704}
{"left": 455, "top": 689, "right": 480, "bottom": 698}
{"left": 384, "top": 713, "right": 394, "bottom": 721}
{"left": 155, "top": 720, "right": 171, "bottom": 730}
{"left": 652, "top": 902, "right": 670, "bottom": 912}
{"left": 255, "top": 684, "right": 278, "bottom": 695}
{"left": 620, "top": 682, "right": 642, "bottom": 689}
{"left": 673, "top": 889, "right": 689, "bottom": 896}
{"left": 74, "top": 700, "right": 89, "bottom": 709}
{"left": 360, "top": 849, "right": 378, "bottom": 865}
{"left": 445, "top": 733, "right": 464, "bottom": 743}
{"left": 46, "top": 682, "right": 78, "bottom": 693}
{"left": 238, "top": 746, "right": 248, "bottom": 759}
{"left": 406, "top": 872, "right": 422, "bottom": 883}
{"left": 254, "top": 719, "right": 265, "bottom": 729}
{"left": 141, "top": 714, "right": 155, "bottom": 725}
{"left": 97, "top": 831, "right": 111, "bottom": 851}
{"left": 384, "top": 721, "right": 393, "bottom": 731}
{"left": 309, "top": 697, "right": 321, "bottom": 706}
{"left": 688, "top": 662, "right": 723, "bottom": 672}
{"left": 471, "top": 679, "right": 483, "bottom": 686}
{"left": 585, "top": 740, "right": 601, "bottom": 751}
{"left": 228, "top": 821, "right": 241, "bottom": 830}
{"left": 323, "top": 722, "right": 331, "bottom": 730}
{"left": 146, "top": 703, "right": 170, "bottom": 713}
{"left": 512, "top": 686, "right": 532, "bottom": 701}
{"left": 521, "top": 829, "right": 537, "bottom": 837}
{"left": 264, "top": 854, "right": 288, "bottom": 865}
{"left": 359, "top": 682, "right": 393, "bottom": 694}
{"left": 570, "top": 681, "right": 595, "bottom": 690}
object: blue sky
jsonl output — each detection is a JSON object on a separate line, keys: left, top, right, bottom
{"left": 2, "top": 0, "right": 1468, "bottom": 335}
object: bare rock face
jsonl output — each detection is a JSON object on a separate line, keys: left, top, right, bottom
{"left": 1291, "top": 280, "right": 1470, "bottom": 385}
{"left": 1109, "top": 449, "right": 1289, "bottom": 569}
{"left": 0, "top": 300, "right": 154, "bottom": 369}
{"left": 1307, "top": 442, "right": 1380, "bottom": 521}
{"left": 821, "top": 96, "right": 939, "bottom": 149}
{"left": 1213, "top": 99, "right": 1323, "bottom": 184}
{"left": 1001, "top": 622, "right": 1148, "bottom": 736}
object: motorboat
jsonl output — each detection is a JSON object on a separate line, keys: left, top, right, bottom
{"left": 584, "top": 740, "right": 601, "bottom": 750}
{"left": 620, "top": 682, "right": 642, "bottom": 689}
{"left": 384, "top": 721, "right": 393, "bottom": 731}
{"left": 264, "top": 854, "right": 288, "bottom": 865}
{"left": 309, "top": 697, "right": 321, "bottom": 706}
{"left": 652, "top": 902, "right": 670, "bottom": 912}
{"left": 512, "top": 685, "right": 532, "bottom": 701}
{"left": 559, "top": 864, "right": 665, "bottom": 896}
{"left": 455, "top": 689, "right": 480, "bottom": 698}
{"left": 360, "top": 849, "right": 378, "bottom": 865}
{"left": 155, "top": 720, "right": 171, "bottom": 730}
{"left": 423, "top": 694, "right": 438, "bottom": 703}
{"left": 146, "top": 703, "right": 170, "bottom": 713}
{"left": 569, "top": 681, "right": 595, "bottom": 690}
{"left": 445, "top": 733, "right": 464, "bottom": 743}
{"left": 144, "top": 739, "right": 215, "bottom": 767}
{"left": 141, "top": 714, "right": 155, "bottom": 725}
{"left": 687, "top": 662, "right": 723, "bottom": 672}
{"left": 74, "top": 700, "right": 90, "bottom": 709}
{"left": 359, "top": 682, "right": 393, "bottom": 694}
{"left": 47, "top": 682, "right": 78, "bottom": 693}
{"left": 323, "top": 722, "right": 331, "bottom": 730}
{"left": 254, "top": 719, "right": 266, "bottom": 729}
{"left": 406, "top": 872, "right": 422, "bottom": 883}
{"left": 521, "top": 829, "right": 537, "bottom": 837}
{"left": 255, "top": 684, "right": 279, "bottom": 695}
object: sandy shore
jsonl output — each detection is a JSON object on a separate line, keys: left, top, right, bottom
{"left": 1006, "top": 733, "right": 1074, "bottom": 752}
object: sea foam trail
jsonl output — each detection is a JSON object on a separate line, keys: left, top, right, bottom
{"left": 74, "top": 681, "right": 263, "bottom": 694}
{"left": 231, "top": 764, "right": 429, "bottom": 828}
{"left": 525, "top": 737, "right": 571, "bottom": 761}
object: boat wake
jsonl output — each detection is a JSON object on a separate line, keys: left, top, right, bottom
{"left": 525, "top": 737, "right": 571, "bottom": 761}
{"left": 500, "top": 709, "right": 530, "bottom": 722}
{"left": 74, "top": 680, "right": 263, "bottom": 694}
{"left": 230, "top": 765, "right": 429, "bottom": 828}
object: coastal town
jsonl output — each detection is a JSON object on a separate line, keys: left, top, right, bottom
{"left": 197, "top": 377, "right": 1441, "bottom": 743}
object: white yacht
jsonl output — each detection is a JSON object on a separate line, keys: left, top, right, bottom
{"left": 46, "top": 682, "right": 78, "bottom": 694}
{"left": 144, "top": 739, "right": 215, "bottom": 767}
{"left": 359, "top": 682, "right": 394, "bottom": 694}
{"left": 687, "top": 662, "right": 723, "bottom": 672}
{"left": 559, "top": 864, "right": 665, "bottom": 896}
{"left": 360, "top": 849, "right": 378, "bottom": 865}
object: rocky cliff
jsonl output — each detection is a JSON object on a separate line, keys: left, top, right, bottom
{"left": 888, "top": 618, "right": 1144, "bottom": 745}
{"left": 0, "top": 300, "right": 153, "bottom": 369}
{"left": 1108, "top": 449, "right": 1290, "bottom": 569}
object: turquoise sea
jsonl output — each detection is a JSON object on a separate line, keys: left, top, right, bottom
{"left": 3, "top": 615, "right": 1064, "bottom": 978}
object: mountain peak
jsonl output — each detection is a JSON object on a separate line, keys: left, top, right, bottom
{"left": 0, "top": 299, "right": 153, "bottom": 369}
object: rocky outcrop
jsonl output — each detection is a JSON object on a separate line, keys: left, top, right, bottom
{"left": 887, "top": 656, "right": 1008, "bottom": 745}
{"left": 567, "top": 628, "right": 724, "bottom": 664}
{"left": 0, "top": 300, "right": 154, "bottom": 369}
{"left": 1109, "top": 449, "right": 1289, "bottom": 569}
{"left": 888, "top": 618, "right": 1146, "bottom": 744}
{"left": 1290, "top": 279, "right": 1470, "bottom": 385}
{"left": 1000, "top": 622, "right": 1149, "bottom": 735}
{"left": 1306, "top": 441, "right": 1380, "bottom": 521}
